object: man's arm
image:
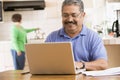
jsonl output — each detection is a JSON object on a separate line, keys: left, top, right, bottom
{"left": 75, "top": 59, "right": 108, "bottom": 71}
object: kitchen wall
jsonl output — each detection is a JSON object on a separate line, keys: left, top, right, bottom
{"left": 0, "top": 0, "right": 63, "bottom": 40}
{"left": 0, "top": 0, "right": 107, "bottom": 41}
{"left": 106, "top": 2, "right": 120, "bottom": 28}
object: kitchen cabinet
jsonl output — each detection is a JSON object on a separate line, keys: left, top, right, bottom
{"left": 105, "top": 44, "right": 120, "bottom": 67}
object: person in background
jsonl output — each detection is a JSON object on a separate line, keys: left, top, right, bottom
{"left": 11, "top": 13, "right": 39, "bottom": 70}
{"left": 45, "top": 0, "right": 108, "bottom": 71}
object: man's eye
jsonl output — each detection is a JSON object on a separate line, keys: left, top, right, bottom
{"left": 72, "top": 14, "right": 77, "bottom": 17}
{"left": 62, "top": 14, "right": 69, "bottom": 17}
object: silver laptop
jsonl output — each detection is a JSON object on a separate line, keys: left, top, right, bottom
{"left": 25, "top": 42, "right": 85, "bottom": 74}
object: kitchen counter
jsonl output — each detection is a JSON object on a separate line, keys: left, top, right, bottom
{"left": 103, "top": 38, "right": 120, "bottom": 44}
{"left": 0, "top": 40, "right": 120, "bottom": 72}
{"left": 27, "top": 39, "right": 45, "bottom": 43}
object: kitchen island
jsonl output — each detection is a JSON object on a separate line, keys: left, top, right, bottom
{"left": 0, "top": 39, "right": 120, "bottom": 72}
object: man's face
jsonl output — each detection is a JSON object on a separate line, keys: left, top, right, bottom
{"left": 62, "top": 5, "right": 85, "bottom": 34}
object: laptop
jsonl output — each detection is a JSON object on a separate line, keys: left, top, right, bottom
{"left": 25, "top": 42, "right": 85, "bottom": 74}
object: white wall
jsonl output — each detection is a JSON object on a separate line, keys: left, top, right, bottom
{"left": 0, "top": 0, "right": 107, "bottom": 40}
{"left": 0, "top": 0, "right": 64, "bottom": 40}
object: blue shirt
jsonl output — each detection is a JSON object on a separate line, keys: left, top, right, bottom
{"left": 45, "top": 25, "right": 107, "bottom": 62}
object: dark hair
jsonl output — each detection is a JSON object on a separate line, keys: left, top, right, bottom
{"left": 11, "top": 13, "right": 22, "bottom": 22}
{"left": 62, "top": 0, "right": 84, "bottom": 12}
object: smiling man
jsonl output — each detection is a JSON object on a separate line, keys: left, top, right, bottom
{"left": 45, "top": 0, "right": 108, "bottom": 71}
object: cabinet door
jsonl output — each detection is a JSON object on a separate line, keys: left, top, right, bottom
{"left": 0, "top": 1, "right": 3, "bottom": 21}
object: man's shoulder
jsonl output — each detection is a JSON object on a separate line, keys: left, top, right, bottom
{"left": 83, "top": 26, "right": 98, "bottom": 36}
{"left": 83, "top": 26, "right": 101, "bottom": 41}
{"left": 45, "top": 28, "right": 62, "bottom": 42}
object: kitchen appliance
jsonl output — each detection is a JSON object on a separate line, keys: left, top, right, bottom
{"left": 3, "top": 0, "right": 45, "bottom": 11}
{"left": 112, "top": 10, "right": 120, "bottom": 37}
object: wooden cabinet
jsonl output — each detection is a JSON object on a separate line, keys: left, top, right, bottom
{"left": 105, "top": 44, "right": 120, "bottom": 68}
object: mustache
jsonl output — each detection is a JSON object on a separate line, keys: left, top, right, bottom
{"left": 64, "top": 21, "right": 77, "bottom": 25}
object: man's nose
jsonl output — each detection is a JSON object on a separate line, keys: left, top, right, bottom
{"left": 67, "top": 16, "right": 74, "bottom": 21}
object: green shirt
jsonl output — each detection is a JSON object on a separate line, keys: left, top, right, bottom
{"left": 11, "top": 25, "right": 36, "bottom": 52}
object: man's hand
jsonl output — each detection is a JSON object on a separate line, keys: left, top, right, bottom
{"left": 75, "top": 61, "right": 83, "bottom": 69}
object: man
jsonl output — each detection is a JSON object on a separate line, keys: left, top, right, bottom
{"left": 45, "top": 0, "right": 108, "bottom": 71}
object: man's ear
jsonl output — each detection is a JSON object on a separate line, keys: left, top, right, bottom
{"left": 82, "top": 12, "right": 86, "bottom": 17}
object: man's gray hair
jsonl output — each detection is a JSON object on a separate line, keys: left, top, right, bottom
{"left": 62, "top": 0, "right": 84, "bottom": 12}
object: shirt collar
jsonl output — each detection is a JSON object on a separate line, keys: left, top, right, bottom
{"left": 59, "top": 25, "right": 87, "bottom": 37}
